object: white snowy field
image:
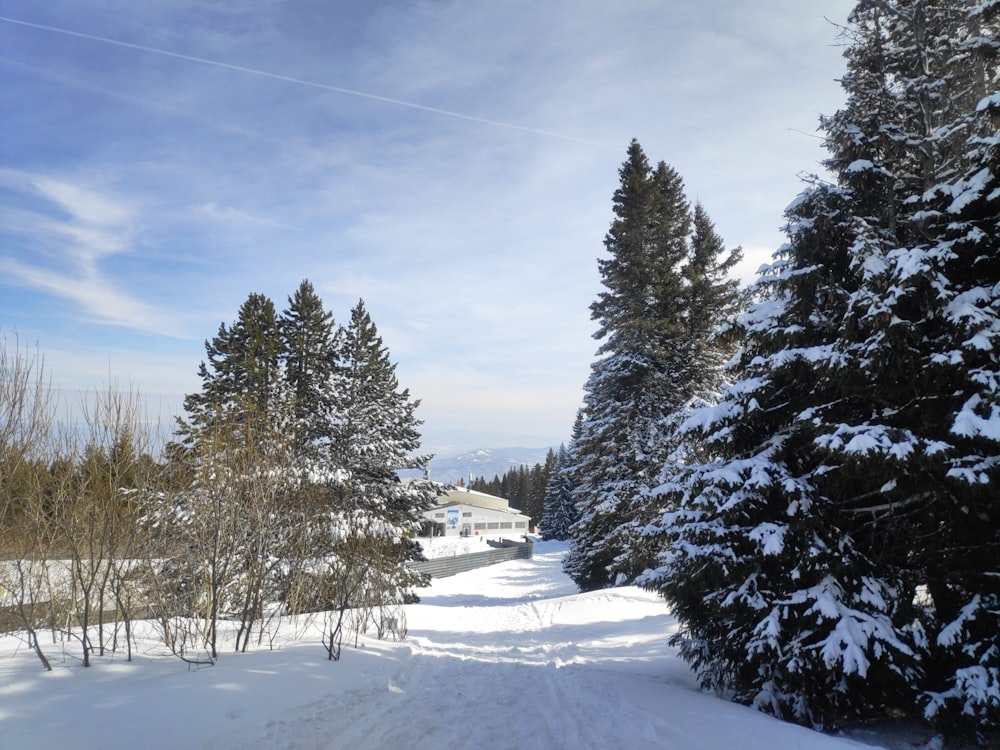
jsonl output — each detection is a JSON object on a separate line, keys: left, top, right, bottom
{"left": 1, "top": 542, "right": 899, "bottom": 750}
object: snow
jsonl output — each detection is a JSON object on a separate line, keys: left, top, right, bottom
{"left": 1, "top": 542, "right": 886, "bottom": 749}
{"left": 952, "top": 394, "right": 1000, "bottom": 441}
{"left": 417, "top": 533, "right": 516, "bottom": 559}
{"left": 749, "top": 522, "right": 787, "bottom": 556}
{"left": 845, "top": 158, "right": 877, "bottom": 173}
{"left": 946, "top": 168, "right": 993, "bottom": 214}
{"left": 976, "top": 91, "right": 1000, "bottom": 112}
{"left": 816, "top": 424, "right": 918, "bottom": 459}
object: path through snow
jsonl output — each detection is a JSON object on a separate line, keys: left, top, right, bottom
{"left": 2, "top": 542, "right": 882, "bottom": 749}
{"left": 205, "top": 544, "right": 876, "bottom": 750}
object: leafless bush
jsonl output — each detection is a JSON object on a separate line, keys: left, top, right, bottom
{"left": 0, "top": 335, "right": 58, "bottom": 670}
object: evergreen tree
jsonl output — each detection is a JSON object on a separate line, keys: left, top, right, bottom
{"left": 830, "top": 1, "right": 1000, "bottom": 732}
{"left": 524, "top": 449, "right": 557, "bottom": 528}
{"left": 280, "top": 279, "right": 339, "bottom": 460}
{"left": 498, "top": 465, "right": 527, "bottom": 509}
{"left": 327, "top": 299, "right": 436, "bottom": 599}
{"left": 608, "top": 202, "right": 744, "bottom": 582}
{"left": 469, "top": 473, "right": 501, "bottom": 497}
{"left": 540, "top": 444, "right": 578, "bottom": 540}
{"left": 685, "top": 203, "right": 744, "bottom": 396}
{"left": 642, "top": 1, "right": 1000, "bottom": 733}
{"left": 564, "top": 140, "right": 740, "bottom": 590}
{"left": 178, "top": 292, "right": 287, "bottom": 449}
{"left": 564, "top": 142, "right": 690, "bottom": 591}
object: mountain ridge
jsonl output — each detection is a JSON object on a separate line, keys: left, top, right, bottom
{"left": 424, "top": 446, "right": 555, "bottom": 485}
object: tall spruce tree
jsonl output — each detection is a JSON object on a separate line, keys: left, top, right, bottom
{"left": 525, "top": 449, "right": 558, "bottom": 528}
{"left": 280, "top": 279, "right": 339, "bottom": 460}
{"left": 830, "top": 1, "right": 1000, "bottom": 732}
{"left": 685, "top": 203, "right": 744, "bottom": 395}
{"left": 608, "top": 202, "right": 743, "bottom": 583}
{"left": 564, "top": 140, "right": 740, "bottom": 590}
{"left": 642, "top": 0, "right": 1000, "bottom": 733}
{"left": 327, "top": 299, "right": 435, "bottom": 599}
{"left": 564, "top": 142, "right": 690, "bottom": 591}
{"left": 177, "top": 292, "right": 287, "bottom": 449}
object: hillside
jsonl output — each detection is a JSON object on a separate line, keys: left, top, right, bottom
{"left": 422, "top": 446, "right": 554, "bottom": 485}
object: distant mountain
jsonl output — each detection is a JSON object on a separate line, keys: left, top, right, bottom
{"left": 422, "top": 447, "right": 554, "bottom": 485}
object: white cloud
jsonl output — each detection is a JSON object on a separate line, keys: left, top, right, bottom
{"left": 28, "top": 173, "right": 133, "bottom": 227}
{"left": 0, "top": 0, "right": 856, "bottom": 450}
{"left": 196, "top": 202, "right": 288, "bottom": 228}
{"left": 0, "top": 169, "right": 183, "bottom": 336}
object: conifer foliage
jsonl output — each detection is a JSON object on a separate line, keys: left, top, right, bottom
{"left": 563, "top": 140, "right": 741, "bottom": 591}
{"left": 177, "top": 292, "right": 286, "bottom": 448}
{"left": 641, "top": 0, "right": 1000, "bottom": 733}
{"left": 326, "top": 299, "right": 434, "bottom": 593}
{"left": 163, "top": 282, "right": 435, "bottom": 650}
{"left": 539, "top": 443, "right": 577, "bottom": 541}
{"left": 280, "top": 280, "right": 340, "bottom": 460}
{"left": 540, "top": 411, "right": 586, "bottom": 540}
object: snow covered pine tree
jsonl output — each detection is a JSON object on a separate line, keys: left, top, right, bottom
{"left": 642, "top": 0, "right": 1000, "bottom": 736}
{"left": 540, "top": 444, "right": 578, "bottom": 540}
{"left": 564, "top": 140, "right": 740, "bottom": 591}
{"left": 280, "top": 279, "right": 341, "bottom": 463}
{"left": 326, "top": 299, "right": 436, "bottom": 604}
{"left": 175, "top": 292, "right": 287, "bottom": 451}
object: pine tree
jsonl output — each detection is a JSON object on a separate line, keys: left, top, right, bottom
{"left": 564, "top": 142, "right": 690, "bottom": 591}
{"left": 177, "top": 292, "right": 287, "bottom": 449}
{"left": 327, "top": 299, "right": 435, "bottom": 600}
{"left": 540, "top": 444, "right": 578, "bottom": 540}
{"left": 280, "top": 279, "right": 339, "bottom": 460}
{"left": 564, "top": 140, "right": 740, "bottom": 590}
{"left": 608, "top": 202, "right": 744, "bottom": 582}
{"left": 523, "top": 449, "right": 557, "bottom": 529}
{"left": 828, "top": 1, "right": 1000, "bottom": 731}
{"left": 642, "top": 179, "right": 911, "bottom": 728}
{"left": 685, "top": 203, "right": 744, "bottom": 396}
{"left": 469, "top": 473, "right": 501, "bottom": 497}
{"left": 642, "top": 0, "right": 1000, "bottom": 732}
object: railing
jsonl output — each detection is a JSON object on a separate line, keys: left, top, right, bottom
{"left": 407, "top": 539, "right": 532, "bottom": 579}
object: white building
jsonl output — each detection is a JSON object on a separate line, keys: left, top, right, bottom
{"left": 419, "top": 484, "right": 531, "bottom": 538}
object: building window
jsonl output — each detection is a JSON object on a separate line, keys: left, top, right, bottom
{"left": 500, "top": 522, "right": 513, "bottom": 529}
{"left": 474, "top": 522, "right": 486, "bottom": 530}
{"left": 462, "top": 512, "right": 472, "bottom": 517}
{"left": 487, "top": 522, "right": 499, "bottom": 530}
{"left": 434, "top": 513, "right": 445, "bottom": 518}
{"left": 515, "top": 522, "right": 526, "bottom": 528}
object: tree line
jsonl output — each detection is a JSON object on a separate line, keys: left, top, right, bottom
{"left": 0, "top": 285, "right": 435, "bottom": 668}
{"left": 549, "top": 1, "right": 1000, "bottom": 741}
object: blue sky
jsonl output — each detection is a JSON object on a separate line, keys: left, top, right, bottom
{"left": 0, "top": 1, "right": 854, "bottom": 455}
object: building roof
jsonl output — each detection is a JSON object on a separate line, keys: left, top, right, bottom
{"left": 432, "top": 484, "right": 513, "bottom": 512}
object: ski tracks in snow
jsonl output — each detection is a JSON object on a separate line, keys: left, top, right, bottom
{"left": 225, "top": 580, "right": 685, "bottom": 750}
{"left": 206, "top": 554, "right": 868, "bottom": 750}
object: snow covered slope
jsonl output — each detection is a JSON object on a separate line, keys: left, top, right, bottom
{"left": 1, "top": 543, "right": 884, "bottom": 749}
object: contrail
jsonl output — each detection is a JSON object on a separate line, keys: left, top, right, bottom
{"left": 0, "top": 15, "right": 609, "bottom": 149}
